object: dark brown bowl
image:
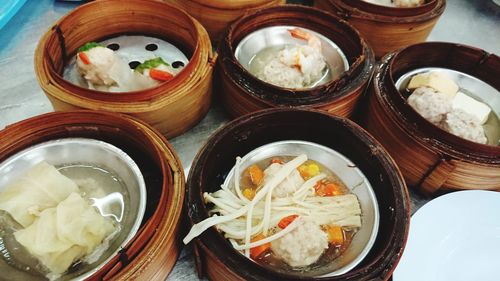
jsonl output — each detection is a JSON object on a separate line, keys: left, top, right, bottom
{"left": 186, "top": 108, "right": 409, "bottom": 281}
{"left": 217, "top": 5, "right": 375, "bottom": 118}
{"left": 362, "top": 42, "right": 500, "bottom": 195}
{"left": 0, "top": 110, "right": 185, "bottom": 280}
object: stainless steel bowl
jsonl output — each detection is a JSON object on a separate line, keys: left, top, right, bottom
{"left": 396, "top": 67, "right": 500, "bottom": 116}
{"left": 234, "top": 25, "right": 350, "bottom": 88}
{"left": 223, "top": 140, "right": 379, "bottom": 277}
{"left": 0, "top": 138, "right": 146, "bottom": 280}
{"left": 396, "top": 67, "right": 500, "bottom": 146}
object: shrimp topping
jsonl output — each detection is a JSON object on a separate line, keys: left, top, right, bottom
{"left": 288, "top": 28, "right": 322, "bottom": 51}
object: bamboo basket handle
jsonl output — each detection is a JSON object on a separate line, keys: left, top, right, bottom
{"left": 418, "top": 158, "right": 456, "bottom": 195}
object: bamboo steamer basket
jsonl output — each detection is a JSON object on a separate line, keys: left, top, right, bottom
{"left": 164, "top": 0, "right": 285, "bottom": 42}
{"left": 34, "top": 0, "right": 215, "bottom": 138}
{"left": 315, "top": 0, "right": 446, "bottom": 58}
{"left": 362, "top": 42, "right": 500, "bottom": 195}
{"left": 0, "top": 110, "right": 185, "bottom": 280}
{"left": 217, "top": 5, "right": 375, "bottom": 119}
{"left": 186, "top": 108, "right": 410, "bottom": 281}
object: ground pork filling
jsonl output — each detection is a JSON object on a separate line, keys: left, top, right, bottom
{"left": 271, "top": 218, "right": 328, "bottom": 267}
{"left": 407, "top": 86, "right": 488, "bottom": 144}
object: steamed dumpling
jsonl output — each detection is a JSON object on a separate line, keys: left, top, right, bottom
{"left": 76, "top": 45, "right": 119, "bottom": 86}
{"left": 14, "top": 192, "right": 116, "bottom": 274}
{"left": 0, "top": 161, "right": 78, "bottom": 227}
{"left": 76, "top": 43, "right": 156, "bottom": 92}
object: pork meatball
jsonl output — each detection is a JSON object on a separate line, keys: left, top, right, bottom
{"left": 441, "top": 109, "right": 488, "bottom": 144}
{"left": 271, "top": 218, "right": 328, "bottom": 267}
{"left": 407, "top": 87, "right": 452, "bottom": 125}
{"left": 263, "top": 163, "right": 305, "bottom": 198}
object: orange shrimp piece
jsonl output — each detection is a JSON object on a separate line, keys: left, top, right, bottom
{"left": 288, "top": 28, "right": 322, "bottom": 51}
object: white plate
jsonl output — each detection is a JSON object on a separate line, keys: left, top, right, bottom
{"left": 394, "top": 190, "right": 500, "bottom": 281}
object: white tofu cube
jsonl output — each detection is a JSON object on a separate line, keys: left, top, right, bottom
{"left": 407, "top": 72, "right": 459, "bottom": 99}
{"left": 451, "top": 91, "right": 491, "bottom": 124}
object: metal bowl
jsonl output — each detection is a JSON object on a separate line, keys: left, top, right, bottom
{"left": 0, "top": 137, "right": 146, "bottom": 280}
{"left": 396, "top": 67, "right": 499, "bottom": 113}
{"left": 396, "top": 67, "right": 500, "bottom": 146}
{"left": 223, "top": 140, "right": 379, "bottom": 277}
{"left": 234, "top": 25, "right": 349, "bottom": 89}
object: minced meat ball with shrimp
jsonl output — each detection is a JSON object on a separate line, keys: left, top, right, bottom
{"left": 76, "top": 46, "right": 118, "bottom": 86}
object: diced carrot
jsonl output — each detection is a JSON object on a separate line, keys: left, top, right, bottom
{"left": 250, "top": 233, "right": 270, "bottom": 259}
{"left": 149, "top": 68, "right": 173, "bottom": 81}
{"left": 78, "top": 52, "right": 90, "bottom": 64}
{"left": 298, "top": 165, "right": 309, "bottom": 179}
{"left": 314, "top": 180, "right": 344, "bottom": 197}
{"left": 243, "top": 188, "right": 256, "bottom": 200}
{"left": 325, "top": 183, "right": 344, "bottom": 196}
{"left": 247, "top": 165, "right": 264, "bottom": 186}
{"left": 271, "top": 158, "right": 284, "bottom": 164}
{"left": 278, "top": 214, "right": 299, "bottom": 229}
{"left": 313, "top": 180, "right": 323, "bottom": 190}
{"left": 314, "top": 180, "right": 328, "bottom": 196}
{"left": 325, "top": 225, "right": 344, "bottom": 245}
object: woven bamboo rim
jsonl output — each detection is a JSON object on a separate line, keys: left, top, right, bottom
{"left": 0, "top": 110, "right": 185, "bottom": 280}
{"left": 34, "top": 0, "right": 215, "bottom": 138}
{"left": 315, "top": 0, "right": 446, "bottom": 58}
{"left": 363, "top": 42, "right": 500, "bottom": 195}
{"left": 217, "top": 4, "right": 375, "bottom": 118}
{"left": 164, "top": 0, "right": 285, "bottom": 42}
{"left": 186, "top": 108, "right": 410, "bottom": 281}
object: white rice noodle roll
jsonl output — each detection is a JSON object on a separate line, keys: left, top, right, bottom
{"left": 0, "top": 161, "right": 79, "bottom": 227}
{"left": 14, "top": 192, "right": 116, "bottom": 275}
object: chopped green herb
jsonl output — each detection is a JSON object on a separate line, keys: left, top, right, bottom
{"left": 135, "top": 57, "right": 169, "bottom": 74}
{"left": 78, "top": 42, "right": 104, "bottom": 52}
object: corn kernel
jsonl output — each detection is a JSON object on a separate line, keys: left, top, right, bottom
{"left": 243, "top": 188, "right": 256, "bottom": 200}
